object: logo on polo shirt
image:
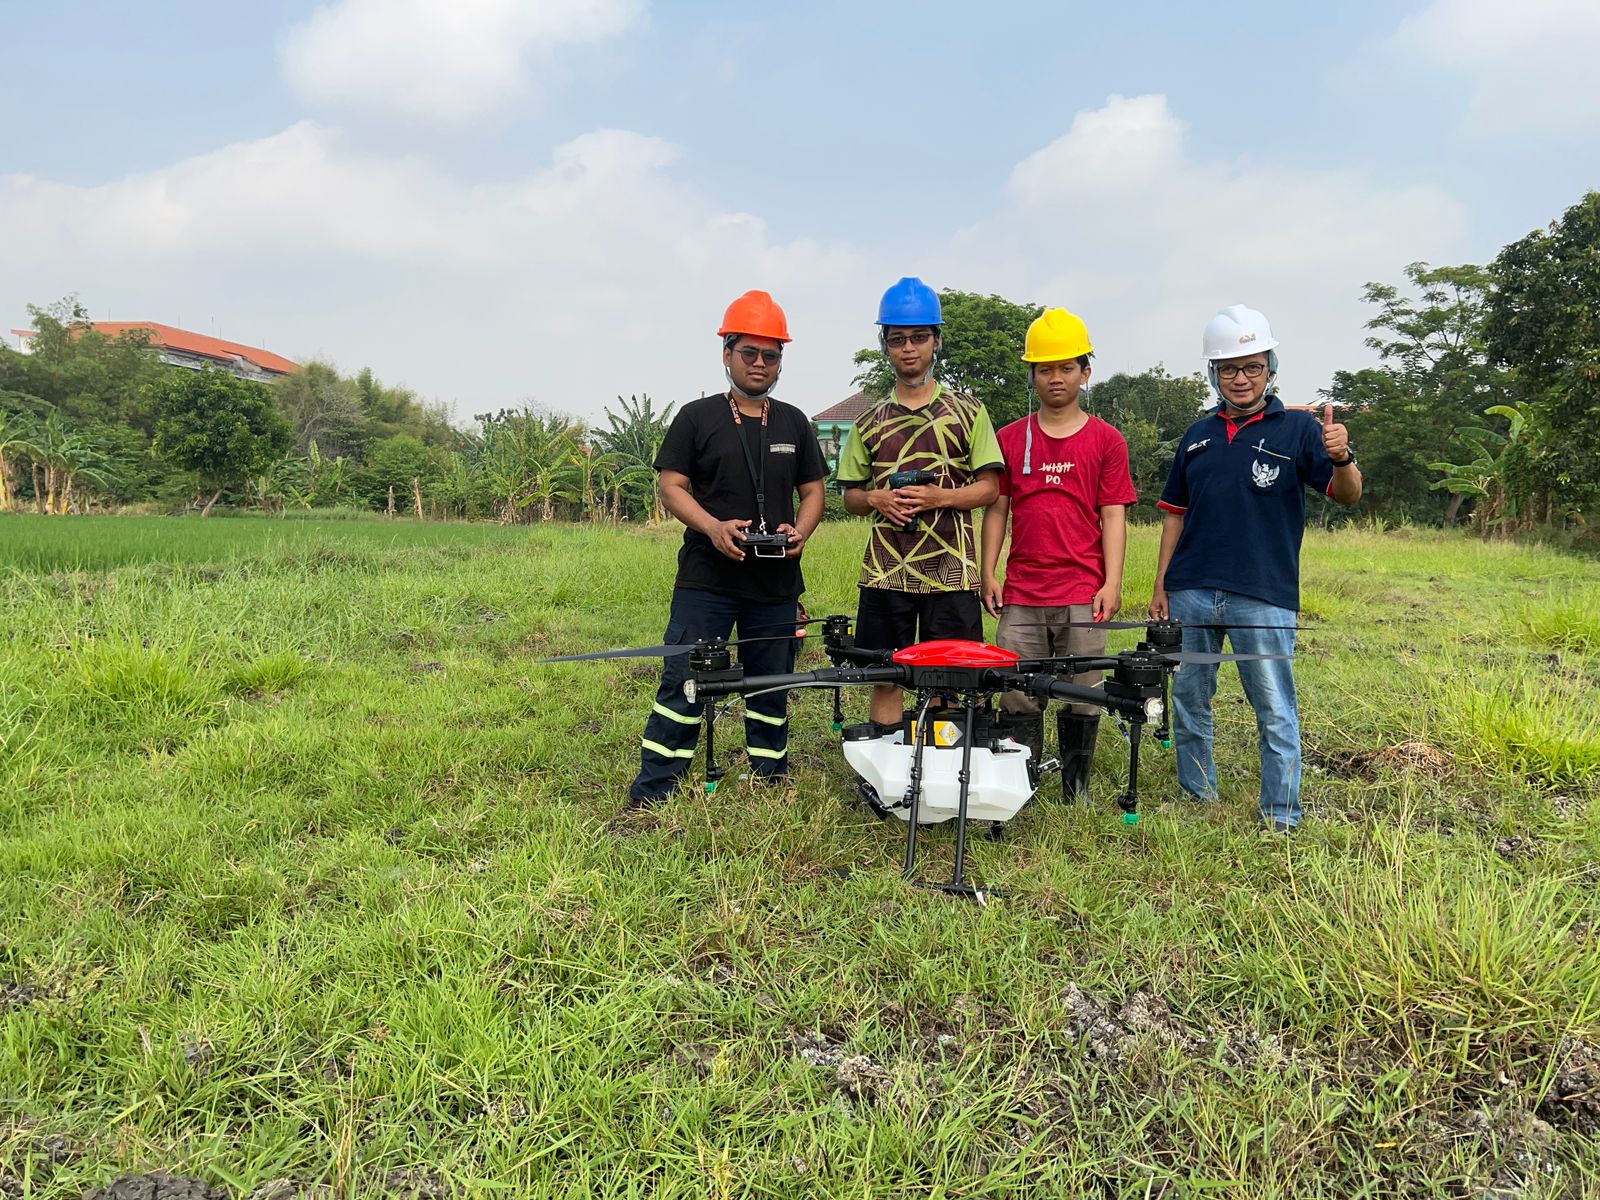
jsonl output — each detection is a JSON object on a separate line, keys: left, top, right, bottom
{"left": 1251, "top": 461, "right": 1280, "bottom": 488}
{"left": 770, "top": 443, "right": 796, "bottom": 455}
{"left": 1186, "top": 438, "right": 1211, "bottom": 453}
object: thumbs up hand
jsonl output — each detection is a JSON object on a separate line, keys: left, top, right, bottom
{"left": 1321, "top": 402, "right": 1350, "bottom": 462}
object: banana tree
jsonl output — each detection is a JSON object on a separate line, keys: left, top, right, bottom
{"left": 1430, "top": 402, "right": 1537, "bottom": 536}
{"left": 0, "top": 407, "right": 40, "bottom": 512}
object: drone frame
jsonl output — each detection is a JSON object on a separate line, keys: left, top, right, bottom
{"left": 682, "top": 616, "right": 1210, "bottom": 899}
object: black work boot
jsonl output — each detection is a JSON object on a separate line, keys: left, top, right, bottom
{"left": 1056, "top": 710, "right": 1100, "bottom": 804}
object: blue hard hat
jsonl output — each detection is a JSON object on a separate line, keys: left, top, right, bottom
{"left": 876, "top": 276, "right": 942, "bottom": 326}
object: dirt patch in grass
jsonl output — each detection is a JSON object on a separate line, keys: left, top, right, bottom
{"left": 1538, "top": 1037, "right": 1600, "bottom": 1133}
{"left": 1423, "top": 1106, "right": 1562, "bottom": 1197}
{"left": 0, "top": 980, "right": 51, "bottom": 1010}
{"left": 1060, "top": 981, "right": 1293, "bottom": 1077}
{"left": 1494, "top": 835, "right": 1541, "bottom": 862}
{"left": 1311, "top": 738, "right": 1452, "bottom": 781}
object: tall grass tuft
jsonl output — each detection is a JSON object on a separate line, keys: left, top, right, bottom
{"left": 1433, "top": 670, "right": 1600, "bottom": 787}
{"left": 1520, "top": 592, "right": 1600, "bottom": 654}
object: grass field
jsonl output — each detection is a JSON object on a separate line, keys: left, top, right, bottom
{"left": 1, "top": 513, "right": 1597, "bottom": 1199}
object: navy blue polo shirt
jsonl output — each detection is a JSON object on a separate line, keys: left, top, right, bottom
{"left": 1157, "top": 396, "right": 1336, "bottom": 611}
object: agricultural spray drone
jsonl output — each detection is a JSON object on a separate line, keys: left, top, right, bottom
{"left": 543, "top": 616, "right": 1289, "bottom": 901}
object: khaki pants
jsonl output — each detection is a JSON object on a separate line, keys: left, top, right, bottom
{"left": 996, "top": 603, "right": 1107, "bottom": 716}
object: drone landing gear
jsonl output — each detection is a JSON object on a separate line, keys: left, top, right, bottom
{"left": 900, "top": 693, "right": 1007, "bottom": 902}
{"left": 1115, "top": 719, "right": 1143, "bottom": 825}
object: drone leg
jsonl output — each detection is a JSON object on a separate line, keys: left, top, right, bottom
{"left": 1117, "top": 720, "right": 1143, "bottom": 824}
{"left": 902, "top": 695, "right": 934, "bottom": 879}
{"left": 831, "top": 686, "right": 844, "bottom": 733}
{"left": 703, "top": 705, "right": 724, "bottom": 794}
{"left": 949, "top": 695, "right": 977, "bottom": 889}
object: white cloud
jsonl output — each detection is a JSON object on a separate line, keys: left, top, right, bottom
{"left": 1383, "top": 0, "right": 1600, "bottom": 135}
{"left": 938, "top": 93, "right": 1469, "bottom": 402}
{"left": 0, "top": 93, "right": 1472, "bottom": 427}
{"left": 0, "top": 122, "right": 866, "bottom": 420}
{"left": 281, "top": 0, "right": 646, "bottom": 122}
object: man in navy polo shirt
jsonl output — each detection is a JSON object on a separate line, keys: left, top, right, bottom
{"left": 1149, "top": 305, "right": 1362, "bottom": 831}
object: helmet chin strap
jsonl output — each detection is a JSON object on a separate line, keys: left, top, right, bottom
{"left": 880, "top": 331, "right": 939, "bottom": 389}
{"left": 1209, "top": 349, "right": 1279, "bottom": 408}
{"left": 725, "top": 367, "right": 776, "bottom": 400}
{"left": 1022, "top": 375, "right": 1036, "bottom": 475}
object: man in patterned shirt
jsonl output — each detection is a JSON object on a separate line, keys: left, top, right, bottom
{"left": 836, "top": 277, "right": 1004, "bottom": 728}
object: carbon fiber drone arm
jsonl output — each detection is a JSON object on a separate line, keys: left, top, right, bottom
{"left": 690, "top": 663, "right": 908, "bottom": 701}
{"left": 985, "top": 669, "right": 1163, "bottom": 724}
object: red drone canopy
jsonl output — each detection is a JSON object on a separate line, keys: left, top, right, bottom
{"left": 892, "top": 639, "right": 1021, "bottom": 668}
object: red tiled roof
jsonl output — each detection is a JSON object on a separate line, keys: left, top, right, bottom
{"left": 85, "top": 322, "right": 299, "bottom": 375}
{"left": 812, "top": 391, "right": 875, "bottom": 422}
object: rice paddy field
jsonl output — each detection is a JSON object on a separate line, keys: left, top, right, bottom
{"left": 0, "top": 512, "right": 1597, "bottom": 1198}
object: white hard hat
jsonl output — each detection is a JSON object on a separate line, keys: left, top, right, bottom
{"left": 1203, "top": 304, "right": 1279, "bottom": 361}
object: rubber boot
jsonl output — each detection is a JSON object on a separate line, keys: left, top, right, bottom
{"left": 1056, "top": 710, "right": 1100, "bottom": 804}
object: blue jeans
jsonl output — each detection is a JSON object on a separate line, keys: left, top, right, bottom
{"left": 1167, "top": 589, "right": 1301, "bottom": 827}
{"left": 628, "top": 588, "right": 801, "bottom": 803}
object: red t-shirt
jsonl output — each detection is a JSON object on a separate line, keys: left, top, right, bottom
{"left": 996, "top": 413, "right": 1137, "bottom": 605}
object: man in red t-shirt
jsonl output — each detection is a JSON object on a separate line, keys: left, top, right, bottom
{"left": 980, "top": 308, "right": 1137, "bottom": 802}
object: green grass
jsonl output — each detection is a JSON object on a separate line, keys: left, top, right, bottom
{"left": 0, "top": 514, "right": 1597, "bottom": 1198}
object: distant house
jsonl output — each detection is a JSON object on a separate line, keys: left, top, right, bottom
{"left": 10, "top": 321, "right": 298, "bottom": 382}
{"left": 811, "top": 391, "right": 876, "bottom": 473}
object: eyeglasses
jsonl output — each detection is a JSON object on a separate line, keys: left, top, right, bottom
{"left": 735, "top": 347, "right": 782, "bottom": 366}
{"left": 884, "top": 331, "right": 935, "bottom": 349}
{"left": 1217, "top": 362, "right": 1268, "bottom": 379}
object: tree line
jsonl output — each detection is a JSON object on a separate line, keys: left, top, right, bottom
{"left": 2, "top": 190, "right": 1595, "bottom": 541}
{"left": 850, "top": 191, "right": 1600, "bottom": 543}
{"left": 0, "top": 300, "right": 678, "bottom": 523}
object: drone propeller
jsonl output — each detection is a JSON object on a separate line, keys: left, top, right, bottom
{"left": 537, "top": 632, "right": 799, "bottom": 664}
{"left": 1157, "top": 650, "right": 1291, "bottom": 664}
{"left": 999, "top": 618, "right": 1312, "bottom": 632}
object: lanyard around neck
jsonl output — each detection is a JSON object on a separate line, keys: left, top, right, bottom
{"left": 728, "top": 393, "right": 770, "bottom": 534}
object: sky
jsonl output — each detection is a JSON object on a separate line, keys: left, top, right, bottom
{"left": 3, "top": 0, "right": 1598, "bottom": 423}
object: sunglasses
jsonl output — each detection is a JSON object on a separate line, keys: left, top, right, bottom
{"left": 735, "top": 347, "right": 782, "bottom": 366}
{"left": 884, "top": 331, "right": 935, "bottom": 349}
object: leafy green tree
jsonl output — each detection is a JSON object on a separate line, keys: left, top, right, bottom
{"left": 1330, "top": 262, "right": 1511, "bottom": 525}
{"left": 851, "top": 289, "right": 1039, "bottom": 425}
{"left": 152, "top": 368, "right": 292, "bottom": 516}
{"left": 353, "top": 367, "right": 455, "bottom": 451}
{"left": 354, "top": 433, "right": 439, "bottom": 511}
{"left": 4, "top": 299, "right": 163, "bottom": 432}
{"left": 1089, "top": 366, "right": 1210, "bottom": 512}
{"left": 1486, "top": 190, "right": 1600, "bottom": 520}
{"left": 273, "top": 361, "right": 366, "bottom": 458}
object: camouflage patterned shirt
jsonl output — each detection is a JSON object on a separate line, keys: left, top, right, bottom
{"left": 835, "top": 385, "right": 1004, "bottom": 593}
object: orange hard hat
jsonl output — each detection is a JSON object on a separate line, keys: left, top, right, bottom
{"left": 718, "top": 290, "right": 792, "bottom": 343}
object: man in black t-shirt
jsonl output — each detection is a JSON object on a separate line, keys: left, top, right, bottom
{"left": 626, "top": 290, "right": 828, "bottom": 809}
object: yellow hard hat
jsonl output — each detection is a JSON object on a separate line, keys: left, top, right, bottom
{"left": 1022, "top": 308, "right": 1093, "bottom": 362}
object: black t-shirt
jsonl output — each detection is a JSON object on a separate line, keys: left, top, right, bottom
{"left": 654, "top": 393, "right": 828, "bottom": 601}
